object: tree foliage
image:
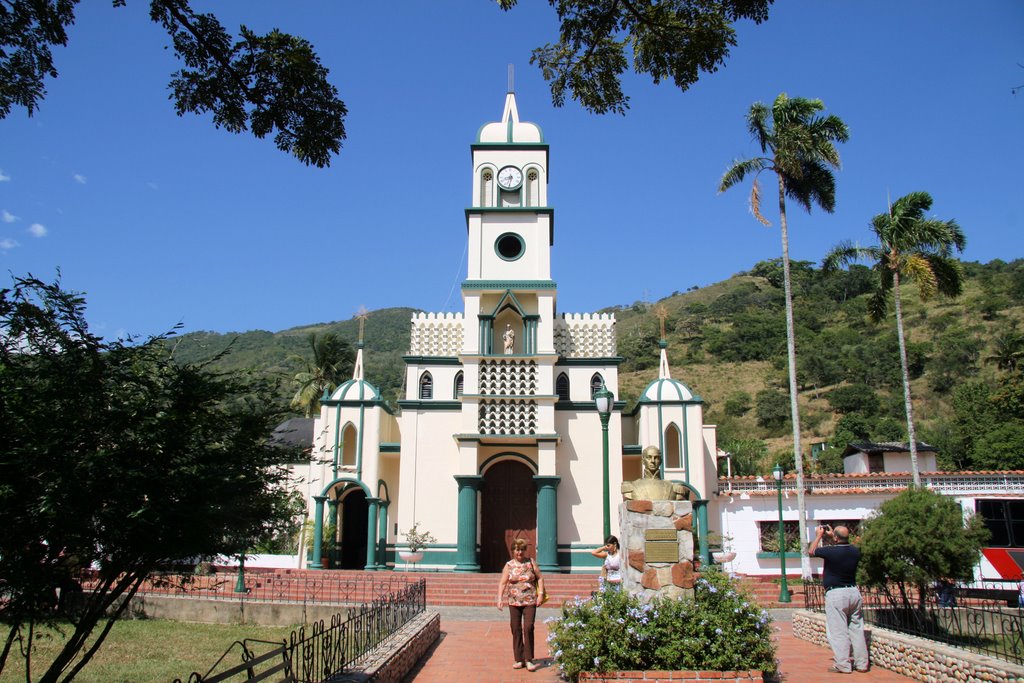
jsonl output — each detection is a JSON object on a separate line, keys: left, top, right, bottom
{"left": 824, "top": 191, "right": 965, "bottom": 485}
{"left": 0, "top": 275, "right": 298, "bottom": 682}
{"left": 289, "top": 332, "right": 354, "bottom": 417}
{"left": 498, "top": 0, "right": 773, "bottom": 114}
{"left": 1, "top": 1, "right": 346, "bottom": 167}
{"left": 858, "top": 488, "right": 989, "bottom": 610}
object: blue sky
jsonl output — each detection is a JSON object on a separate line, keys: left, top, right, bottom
{"left": 2, "top": 1, "right": 1022, "bottom": 340}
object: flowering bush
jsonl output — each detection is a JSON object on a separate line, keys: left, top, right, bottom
{"left": 546, "top": 569, "right": 776, "bottom": 681}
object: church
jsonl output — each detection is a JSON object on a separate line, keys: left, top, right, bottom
{"left": 289, "top": 89, "right": 720, "bottom": 573}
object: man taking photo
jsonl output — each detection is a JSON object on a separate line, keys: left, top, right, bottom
{"left": 809, "top": 524, "right": 869, "bottom": 674}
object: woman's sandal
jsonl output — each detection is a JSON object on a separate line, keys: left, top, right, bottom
{"left": 526, "top": 662, "right": 538, "bottom": 672}
{"left": 512, "top": 662, "right": 525, "bottom": 669}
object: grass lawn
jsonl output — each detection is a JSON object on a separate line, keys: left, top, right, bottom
{"left": 1, "top": 619, "right": 297, "bottom": 683}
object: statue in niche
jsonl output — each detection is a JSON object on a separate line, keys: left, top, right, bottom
{"left": 503, "top": 323, "right": 515, "bottom": 354}
{"left": 621, "top": 446, "right": 687, "bottom": 501}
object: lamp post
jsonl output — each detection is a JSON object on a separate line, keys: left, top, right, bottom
{"left": 772, "top": 464, "right": 792, "bottom": 603}
{"left": 234, "top": 553, "right": 246, "bottom": 593}
{"left": 595, "top": 383, "right": 614, "bottom": 540}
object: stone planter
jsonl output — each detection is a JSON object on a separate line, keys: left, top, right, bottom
{"left": 398, "top": 550, "right": 424, "bottom": 564}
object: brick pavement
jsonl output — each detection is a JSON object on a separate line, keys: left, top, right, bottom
{"left": 403, "top": 611, "right": 915, "bottom": 682}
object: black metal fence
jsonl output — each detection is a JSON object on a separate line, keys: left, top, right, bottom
{"left": 805, "top": 580, "right": 1024, "bottom": 665}
{"left": 173, "top": 578, "right": 427, "bottom": 682}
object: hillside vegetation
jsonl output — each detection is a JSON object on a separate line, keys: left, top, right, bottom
{"left": 169, "top": 258, "right": 1024, "bottom": 475}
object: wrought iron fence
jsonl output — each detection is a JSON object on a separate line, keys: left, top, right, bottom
{"left": 173, "top": 578, "right": 427, "bottom": 682}
{"left": 288, "top": 578, "right": 427, "bottom": 682}
{"left": 805, "top": 580, "right": 1024, "bottom": 665}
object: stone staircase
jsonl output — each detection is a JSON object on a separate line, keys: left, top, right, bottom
{"left": 227, "top": 569, "right": 805, "bottom": 609}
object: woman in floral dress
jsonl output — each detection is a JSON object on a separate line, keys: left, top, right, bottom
{"left": 497, "top": 538, "right": 545, "bottom": 671}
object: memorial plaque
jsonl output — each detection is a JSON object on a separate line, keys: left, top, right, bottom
{"left": 644, "top": 529, "right": 678, "bottom": 562}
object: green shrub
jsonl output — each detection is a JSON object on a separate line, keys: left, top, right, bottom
{"left": 546, "top": 570, "right": 776, "bottom": 681}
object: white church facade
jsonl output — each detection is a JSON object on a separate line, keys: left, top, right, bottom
{"left": 284, "top": 91, "right": 1024, "bottom": 583}
{"left": 289, "top": 90, "right": 719, "bottom": 574}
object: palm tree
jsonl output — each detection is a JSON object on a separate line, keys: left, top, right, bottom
{"left": 823, "top": 191, "right": 966, "bottom": 486}
{"left": 719, "top": 93, "right": 849, "bottom": 579}
{"left": 290, "top": 332, "right": 354, "bottom": 417}
{"left": 985, "top": 328, "right": 1024, "bottom": 373}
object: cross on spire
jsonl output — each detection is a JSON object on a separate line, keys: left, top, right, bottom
{"left": 355, "top": 306, "right": 369, "bottom": 344}
{"left": 654, "top": 304, "right": 668, "bottom": 341}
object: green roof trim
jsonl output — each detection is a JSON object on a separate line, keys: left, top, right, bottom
{"left": 623, "top": 444, "right": 643, "bottom": 455}
{"left": 462, "top": 280, "right": 557, "bottom": 291}
{"left": 556, "top": 357, "right": 625, "bottom": 366}
{"left": 555, "top": 400, "right": 628, "bottom": 412}
{"left": 396, "top": 400, "right": 462, "bottom": 411}
{"left": 402, "top": 356, "right": 462, "bottom": 366}
{"left": 380, "top": 443, "right": 401, "bottom": 453}
{"left": 471, "top": 143, "right": 549, "bottom": 150}
{"left": 455, "top": 433, "right": 560, "bottom": 442}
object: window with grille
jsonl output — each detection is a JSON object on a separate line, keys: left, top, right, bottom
{"left": 419, "top": 372, "right": 433, "bottom": 400}
{"left": 454, "top": 372, "right": 464, "bottom": 399}
{"left": 590, "top": 373, "right": 604, "bottom": 399}
{"left": 556, "top": 373, "right": 570, "bottom": 401}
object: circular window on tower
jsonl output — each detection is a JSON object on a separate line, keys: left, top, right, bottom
{"left": 495, "top": 232, "right": 525, "bottom": 261}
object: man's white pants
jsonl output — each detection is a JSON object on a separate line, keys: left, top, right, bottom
{"left": 824, "top": 586, "right": 869, "bottom": 672}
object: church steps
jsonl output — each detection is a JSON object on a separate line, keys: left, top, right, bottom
{"left": 214, "top": 569, "right": 803, "bottom": 609}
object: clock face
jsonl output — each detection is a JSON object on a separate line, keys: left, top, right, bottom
{"left": 497, "top": 166, "right": 523, "bottom": 190}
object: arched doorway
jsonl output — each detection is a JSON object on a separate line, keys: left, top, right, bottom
{"left": 339, "top": 488, "right": 369, "bottom": 569}
{"left": 480, "top": 459, "right": 536, "bottom": 572}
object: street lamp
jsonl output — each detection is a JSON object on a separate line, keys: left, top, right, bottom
{"left": 234, "top": 553, "right": 246, "bottom": 593}
{"left": 772, "top": 464, "right": 792, "bottom": 603}
{"left": 595, "top": 383, "right": 614, "bottom": 540}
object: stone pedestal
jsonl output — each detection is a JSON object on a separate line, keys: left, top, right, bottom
{"left": 620, "top": 499, "right": 697, "bottom": 602}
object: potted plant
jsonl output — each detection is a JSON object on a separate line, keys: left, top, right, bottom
{"left": 399, "top": 522, "right": 436, "bottom": 566}
{"left": 708, "top": 532, "right": 736, "bottom": 564}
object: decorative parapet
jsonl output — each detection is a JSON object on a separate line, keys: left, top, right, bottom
{"left": 555, "top": 313, "right": 616, "bottom": 358}
{"left": 717, "top": 471, "right": 1024, "bottom": 497}
{"left": 409, "top": 312, "right": 464, "bottom": 357}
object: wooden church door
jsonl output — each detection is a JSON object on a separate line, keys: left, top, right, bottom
{"left": 480, "top": 459, "right": 537, "bottom": 572}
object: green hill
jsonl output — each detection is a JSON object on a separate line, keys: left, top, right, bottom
{"left": 169, "top": 258, "right": 1024, "bottom": 475}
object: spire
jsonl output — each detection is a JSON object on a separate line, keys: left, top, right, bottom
{"left": 655, "top": 304, "right": 671, "bottom": 380}
{"left": 353, "top": 306, "right": 369, "bottom": 381}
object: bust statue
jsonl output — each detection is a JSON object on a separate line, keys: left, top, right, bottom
{"left": 621, "top": 446, "right": 688, "bottom": 501}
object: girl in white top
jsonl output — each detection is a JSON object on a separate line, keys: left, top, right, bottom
{"left": 591, "top": 535, "right": 622, "bottom": 590}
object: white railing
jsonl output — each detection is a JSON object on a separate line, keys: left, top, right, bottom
{"left": 718, "top": 472, "right": 1024, "bottom": 496}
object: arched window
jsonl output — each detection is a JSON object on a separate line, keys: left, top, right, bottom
{"left": 556, "top": 373, "right": 570, "bottom": 401}
{"left": 419, "top": 372, "right": 433, "bottom": 400}
{"left": 590, "top": 373, "right": 604, "bottom": 399}
{"left": 665, "top": 423, "right": 682, "bottom": 469}
{"left": 341, "top": 423, "right": 357, "bottom": 467}
{"left": 525, "top": 168, "right": 539, "bottom": 206}
{"left": 480, "top": 169, "right": 494, "bottom": 207}
{"left": 454, "top": 371, "right": 464, "bottom": 399}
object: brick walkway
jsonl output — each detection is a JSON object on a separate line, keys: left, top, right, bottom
{"left": 404, "top": 611, "right": 915, "bottom": 682}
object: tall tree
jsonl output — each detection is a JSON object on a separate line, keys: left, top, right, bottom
{"left": 719, "top": 93, "right": 849, "bottom": 578}
{"left": 0, "top": 275, "right": 297, "bottom": 682}
{"left": 1, "top": 1, "right": 346, "bottom": 167}
{"left": 498, "top": 0, "right": 773, "bottom": 114}
{"left": 290, "top": 332, "right": 354, "bottom": 417}
{"left": 823, "top": 191, "right": 965, "bottom": 486}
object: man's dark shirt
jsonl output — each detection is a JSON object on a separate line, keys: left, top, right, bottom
{"left": 813, "top": 543, "right": 860, "bottom": 589}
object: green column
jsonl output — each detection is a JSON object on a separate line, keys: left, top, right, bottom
{"left": 310, "top": 495, "right": 328, "bottom": 570}
{"left": 533, "top": 476, "right": 561, "bottom": 573}
{"left": 377, "top": 500, "right": 390, "bottom": 570}
{"left": 454, "top": 475, "right": 483, "bottom": 572}
{"left": 693, "top": 499, "right": 711, "bottom": 567}
{"left": 365, "top": 497, "right": 381, "bottom": 571}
